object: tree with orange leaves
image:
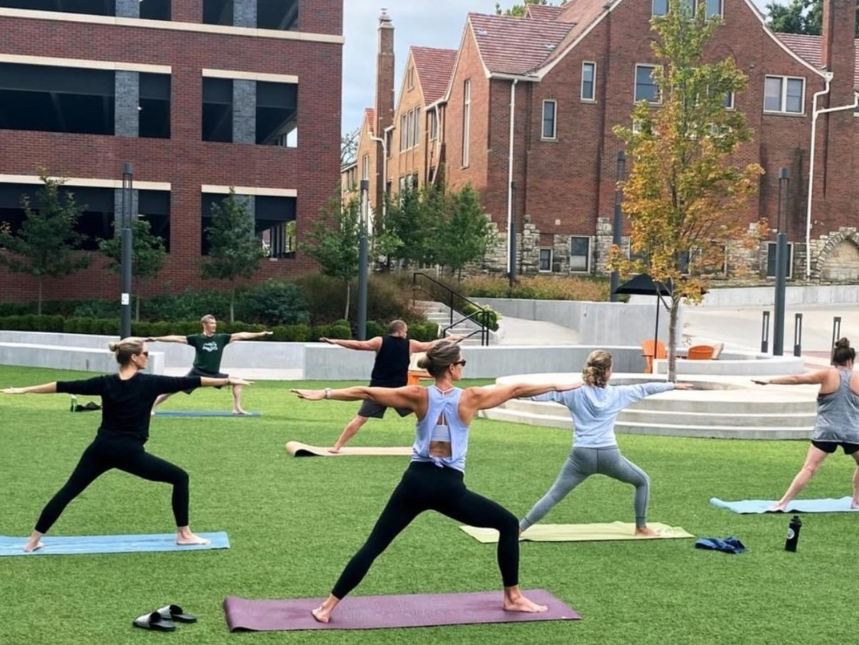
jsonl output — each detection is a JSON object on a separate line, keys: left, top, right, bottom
{"left": 612, "top": 0, "right": 765, "bottom": 381}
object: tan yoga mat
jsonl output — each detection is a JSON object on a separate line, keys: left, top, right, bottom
{"left": 460, "top": 522, "right": 695, "bottom": 543}
{"left": 285, "top": 441, "right": 412, "bottom": 457}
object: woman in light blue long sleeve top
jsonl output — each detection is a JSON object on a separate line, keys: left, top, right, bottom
{"left": 520, "top": 350, "right": 692, "bottom": 536}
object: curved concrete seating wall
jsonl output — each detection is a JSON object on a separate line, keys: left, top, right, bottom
{"left": 653, "top": 352, "right": 804, "bottom": 376}
{"left": 0, "top": 332, "right": 646, "bottom": 379}
{"left": 694, "top": 284, "right": 859, "bottom": 307}
{"left": 475, "top": 298, "right": 675, "bottom": 346}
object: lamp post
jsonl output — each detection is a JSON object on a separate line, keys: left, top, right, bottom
{"left": 772, "top": 167, "right": 789, "bottom": 356}
{"left": 357, "top": 179, "right": 369, "bottom": 341}
{"left": 609, "top": 151, "right": 626, "bottom": 302}
{"left": 120, "top": 163, "right": 133, "bottom": 339}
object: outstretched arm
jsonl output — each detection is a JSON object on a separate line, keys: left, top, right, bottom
{"left": 291, "top": 384, "right": 422, "bottom": 410}
{"left": 753, "top": 370, "right": 829, "bottom": 386}
{"left": 409, "top": 335, "right": 465, "bottom": 353}
{"left": 200, "top": 376, "right": 253, "bottom": 388}
{"left": 2, "top": 382, "right": 58, "bottom": 395}
{"left": 464, "top": 382, "right": 582, "bottom": 415}
{"left": 319, "top": 336, "right": 382, "bottom": 352}
{"left": 147, "top": 335, "right": 188, "bottom": 344}
{"left": 230, "top": 331, "right": 273, "bottom": 343}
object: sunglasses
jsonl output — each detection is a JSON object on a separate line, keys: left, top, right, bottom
{"left": 454, "top": 360, "right": 467, "bottom": 367}
{"left": 138, "top": 351, "right": 149, "bottom": 357}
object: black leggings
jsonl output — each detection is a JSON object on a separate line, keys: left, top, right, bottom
{"left": 34, "top": 439, "right": 190, "bottom": 534}
{"left": 331, "top": 461, "right": 520, "bottom": 599}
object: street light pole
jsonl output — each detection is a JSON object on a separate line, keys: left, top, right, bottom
{"left": 357, "top": 179, "right": 369, "bottom": 341}
{"left": 120, "top": 163, "right": 133, "bottom": 340}
{"left": 610, "top": 151, "right": 626, "bottom": 302}
{"left": 773, "top": 167, "right": 789, "bottom": 356}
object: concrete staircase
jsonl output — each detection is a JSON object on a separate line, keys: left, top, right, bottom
{"left": 482, "top": 388, "right": 817, "bottom": 440}
{"left": 415, "top": 300, "right": 497, "bottom": 345}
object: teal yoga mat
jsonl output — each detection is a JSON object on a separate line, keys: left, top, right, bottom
{"left": 153, "top": 410, "right": 260, "bottom": 417}
{"left": 0, "top": 532, "right": 230, "bottom": 556}
{"left": 709, "top": 497, "right": 859, "bottom": 514}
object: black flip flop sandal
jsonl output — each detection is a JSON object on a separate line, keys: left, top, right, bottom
{"left": 133, "top": 611, "right": 176, "bottom": 631}
{"left": 157, "top": 604, "right": 197, "bottom": 624}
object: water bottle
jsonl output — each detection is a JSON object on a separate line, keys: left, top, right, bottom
{"left": 784, "top": 515, "right": 802, "bottom": 552}
{"left": 69, "top": 395, "right": 78, "bottom": 412}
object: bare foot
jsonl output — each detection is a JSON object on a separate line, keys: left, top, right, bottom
{"left": 176, "top": 530, "right": 211, "bottom": 546}
{"left": 635, "top": 526, "right": 660, "bottom": 537}
{"left": 232, "top": 409, "right": 250, "bottom": 416}
{"left": 768, "top": 503, "right": 787, "bottom": 512}
{"left": 851, "top": 500, "right": 859, "bottom": 510}
{"left": 311, "top": 606, "right": 332, "bottom": 623}
{"left": 503, "top": 594, "right": 548, "bottom": 613}
{"left": 23, "top": 540, "right": 44, "bottom": 553}
{"left": 328, "top": 447, "right": 341, "bottom": 454}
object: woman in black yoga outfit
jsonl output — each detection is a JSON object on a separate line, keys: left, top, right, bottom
{"left": 292, "top": 340, "right": 579, "bottom": 623}
{"left": 2, "top": 337, "right": 251, "bottom": 552}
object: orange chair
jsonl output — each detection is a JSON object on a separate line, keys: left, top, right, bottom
{"left": 640, "top": 340, "right": 667, "bottom": 374}
{"left": 407, "top": 370, "right": 431, "bottom": 385}
{"left": 687, "top": 345, "right": 715, "bottom": 360}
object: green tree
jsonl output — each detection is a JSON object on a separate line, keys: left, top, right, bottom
{"left": 0, "top": 173, "right": 90, "bottom": 314}
{"left": 612, "top": 0, "right": 764, "bottom": 381}
{"left": 434, "top": 184, "right": 495, "bottom": 279}
{"left": 201, "top": 189, "right": 266, "bottom": 322}
{"left": 300, "top": 193, "right": 361, "bottom": 320}
{"left": 766, "top": 0, "right": 858, "bottom": 36}
{"left": 382, "top": 184, "right": 438, "bottom": 268}
{"left": 495, "top": 0, "right": 567, "bottom": 17}
{"left": 98, "top": 218, "right": 167, "bottom": 321}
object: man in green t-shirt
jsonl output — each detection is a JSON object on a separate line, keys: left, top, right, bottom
{"left": 148, "top": 314, "right": 272, "bottom": 414}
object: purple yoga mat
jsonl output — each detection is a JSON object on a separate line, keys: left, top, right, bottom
{"left": 223, "top": 589, "right": 580, "bottom": 632}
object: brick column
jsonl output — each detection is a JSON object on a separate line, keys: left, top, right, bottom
{"left": 234, "top": 0, "right": 257, "bottom": 27}
{"left": 233, "top": 80, "right": 256, "bottom": 144}
{"left": 114, "top": 71, "right": 139, "bottom": 137}
{"left": 113, "top": 189, "right": 140, "bottom": 231}
{"left": 116, "top": 0, "right": 140, "bottom": 18}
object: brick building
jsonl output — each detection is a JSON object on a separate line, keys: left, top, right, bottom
{"left": 348, "top": 0, "right": 858, "bottom": 282}
{"left": 0, "top": 0, "right": 343, "bottom": 303}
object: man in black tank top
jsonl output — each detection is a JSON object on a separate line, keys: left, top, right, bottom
{"left": 320, "top": 320, "right": 463, "bottom": 452}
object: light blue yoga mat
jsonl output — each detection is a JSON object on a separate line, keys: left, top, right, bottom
{"left": 710, "top": 497, "right": 859, "bottom": 514}
{"left": 154, "top": 410, "right": 260, "bottom": 417}
{"left": 0, "top": 531, "right": 230, "bottom": 556}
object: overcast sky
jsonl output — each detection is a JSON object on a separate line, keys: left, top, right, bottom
{"left": 341, "top": 0, "right": 773, "bottom": 134}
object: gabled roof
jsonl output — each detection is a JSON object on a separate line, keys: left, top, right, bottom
{"left": 468, "top": 13, "right": 575, "bottom": 76}
{"left": 525, "top": 4, "right": 566, "bottom": 21}
{"left": 776, "top": 33, "right": 859, "bottom": 89}
{"left": 540, "top": 0, "right": 614, "bottom": 68}
{"left": 411, "top": 46, "right": 457, "bottom": 104}
{"left": 363, "top": 107, "right": 376, "bottom": 135}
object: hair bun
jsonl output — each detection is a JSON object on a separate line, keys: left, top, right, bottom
{"left": 835, "top": 337, "right": 851, "bottom": 349}
{"left": 108, "top": 342, "right": 119, "bottom": 352}
{"left": 417, "top": 355, "right": 431, "bottom": 370}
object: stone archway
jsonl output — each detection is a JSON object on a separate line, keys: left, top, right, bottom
{"left": 818, "top": 230, "right": 859, "bottom": 281}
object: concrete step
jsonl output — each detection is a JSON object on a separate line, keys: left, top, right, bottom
{"left": 502, "top": 396, "right": 815, "bottom": 416}
{"left": 619, "top": 408, "right": 815, "bottom": 428}
{"left": 480, "top": 408, "right": 813, "bottom": 440}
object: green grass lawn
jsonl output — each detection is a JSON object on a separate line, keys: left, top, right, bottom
{"left": 0, "top": 365, "right": 855, "bottom": 644}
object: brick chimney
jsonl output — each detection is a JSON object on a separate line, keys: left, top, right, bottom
{"left": 375, "top": 9, "right": 395, "bottom": 137}
{"left": 821, "top": 0, "right": 856, "bottom": 103}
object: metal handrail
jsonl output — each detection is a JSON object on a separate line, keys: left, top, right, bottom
{"left": 412, "top": 272, "right": 490, "bottom": 346}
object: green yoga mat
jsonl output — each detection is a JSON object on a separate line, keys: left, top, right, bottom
{"left": 460, "top": 522, "right": 695, "bottom": 543}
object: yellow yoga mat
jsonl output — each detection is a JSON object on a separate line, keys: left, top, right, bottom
{"left": 460, "top": 522, "right": 695, "bottom": 543}
{"left": 285, "top": 441, "right": 412, "bottom": 457}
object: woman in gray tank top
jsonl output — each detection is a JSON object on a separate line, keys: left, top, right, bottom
{"left": 754, "top": 337, "right": 859, "bottom": 510}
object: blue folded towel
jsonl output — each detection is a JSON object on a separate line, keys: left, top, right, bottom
{"left": 694, "top": 536, "right": 746, "bottom": 554}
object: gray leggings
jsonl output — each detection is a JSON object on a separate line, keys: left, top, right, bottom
{"left": 520, "top": 446, "right": 650, "bottom": 531}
